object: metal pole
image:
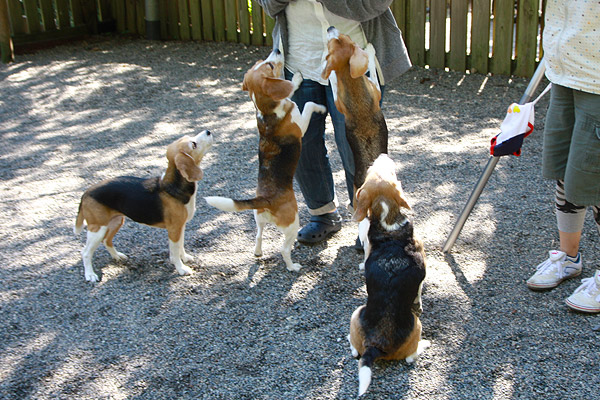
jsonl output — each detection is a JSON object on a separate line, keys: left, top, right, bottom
{"left": 145, "top": 0, "right": 161, "bottom": 40}
{"left": 442, "top": 59, "right": 547, "bottom": 253}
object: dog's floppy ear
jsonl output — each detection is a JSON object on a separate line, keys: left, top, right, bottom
{"left": 393, "top": 182, "right": 411, "bottom": 210}
{"left": 242, "top": 71, "right": 250, "bottom": 92}
{"left": 175, "top": 152, "right": 203, "bottom": 182}
{"left": 353, "top": 187, "right": 371, "bottom": 222}
{"left": 349, "top": 45, "right": 369, "bottom": 79}
{"left": 321, "top": 56, "right": 334, "bottom": 80}
{"left": 262, "top": 77, "right": 294, "bottom": 101}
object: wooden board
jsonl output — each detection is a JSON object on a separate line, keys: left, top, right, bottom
{"left": 514, "top": 0, "right": 540, "bottom": 77}
{"left": 449, "top": 0, "right": 468, "bottom": 72}
{"left": 491, "top": 0, "right": 514, "bottom": 75}
{"left": 429, "top": 0, "right": 446, "bottom": 69}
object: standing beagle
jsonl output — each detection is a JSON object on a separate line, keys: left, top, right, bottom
{"left": 74, "top": 131, "right": 213, "bottom": 282}
{"left": 350, "top": 154, "right": 429, "bottom": 396}
{"left": 205, "top": 49, "right": 326, "bottom": 271}
{"left": 321, "top": 26, "right": 388, "bottom": 196}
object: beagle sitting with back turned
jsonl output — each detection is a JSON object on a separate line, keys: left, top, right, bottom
{"left": 205, "top": 49, "right": 326, "bottom": 272}
{"left": 321, "top": 26, "right": 388, "bottom": 195}
{"left": 349, "top": 154, "right": 429, "bottom": 396}
{"left": 74, "top": 131, "right": 213, "bottom": 282}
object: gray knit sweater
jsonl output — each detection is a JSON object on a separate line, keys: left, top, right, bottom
{"left": 257, "top": 0, "right": 412, "bottom": 83}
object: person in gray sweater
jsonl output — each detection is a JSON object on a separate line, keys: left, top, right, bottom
{"left": 258, "top": 0, "right": 411, "bottom": 244}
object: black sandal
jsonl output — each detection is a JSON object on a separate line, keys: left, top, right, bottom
{"left": 297, "top": 213, "right": 342, "bottom": 244}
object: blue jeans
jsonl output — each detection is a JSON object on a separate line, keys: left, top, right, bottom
{"left": 286, "top": 68, "right": 384, "bottom": 216}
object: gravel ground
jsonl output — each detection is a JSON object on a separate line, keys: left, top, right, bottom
{"left": 1, "top": 37, "right": 599, "bottom": 400}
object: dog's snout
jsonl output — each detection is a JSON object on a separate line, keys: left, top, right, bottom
{"left": 195, "top": 129, "right": 213, "bottom": 143}
{"left": 327, "top": 26, "right": 339, "bottom": 40}
{"left": 273, "top": 48, "right": 281, "bottom": 55}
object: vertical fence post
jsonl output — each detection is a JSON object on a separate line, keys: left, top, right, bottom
{"left": 471, "top": 0, "right": 491, "bottom": 74}
{"left": 40, "top": 0, "right": 57, "bottom": 31}
{"left": 212, "top": 0, "right": 225, "bottom": 41}
{"left": 0, "top": 0, "right": 13, "bottom": 63}
{"left": 449, "top": 0, "right": 468, "bottom": 72}
{"left": 428, "top": 0, "right": 446, "bottom": 69}
{"left": 407, "top": 0, "right": 425, "bottom": 66}
{"left": 145, "top": 0, "right": 160, "bottom": 39}
{"left": 491, "top": 0, "right": 514, "bottom": 75}
{"left": 224, "top": 0, "right": 238, "bottom": 42}
{"left": 514, "top": 0, "right": 540, "bottom": 77}
{"left": 201, "top": 0, "right": 215, "bottom": 41}
{"left": 178, "top": 0, "right": 191, "bottom": 40}
{"left": 238, "top": 0, "right": 250, "bottom": 44}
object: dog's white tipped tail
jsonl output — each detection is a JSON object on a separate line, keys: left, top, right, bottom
{"left": 358, "top": 366, "right": 372, "bottom": 396}
{"left": 204, "top": 196, "right": 237, "bottom": 212}
{"left": 205, "top": 196, "right": 271, "bottom": 212}
{"left": 357, "top": 346, "right": 381, "bottom": 396}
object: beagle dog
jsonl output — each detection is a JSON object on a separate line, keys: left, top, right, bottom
{"left": 349, "top": 154, "right": 429, "bottom": 396}
{"left": 321, "top": 26, "right": 388, "bottom": 197}
{"left": 205, "top": 49, "right": 326, "bottom": 272}
{"left": 74, "top": 131, "right": 213, "bottom": 282}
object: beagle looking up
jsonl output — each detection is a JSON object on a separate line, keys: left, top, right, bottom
{"left": 349, "top": 154, "right": 429, "bottom": 396}
{"left": 322, "top": 26, "right": 388, "bottom": 195}
{"left": 205, "top": 49, "right": 326, "bottom": 272}
{"left": 74, "top": 131, "right": 213, "bottom": 282}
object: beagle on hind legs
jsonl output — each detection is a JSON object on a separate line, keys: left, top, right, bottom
{"left": 321, "top": 26, "right": 388, "bottom": 194}
{"left": 205, "top": 49, "right": 326, "bottom": 272}
{"left": 74, "top": 131, "right": 213, "bottom": 282}
{"left": 350, "top": 154, "right": 429, "bottom": 396}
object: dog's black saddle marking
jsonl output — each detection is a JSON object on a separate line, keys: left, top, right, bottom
{"left": 88, "top": 176, "right": 164, "bottom": 225}
{"left": 362, "top": 217, "right": 426, "bottom": 341}
{"left": 258, "top": 135, "right": 301, "bottom": 189}
{"left": 160, "top": 170, "right": 196, "bottom": 204}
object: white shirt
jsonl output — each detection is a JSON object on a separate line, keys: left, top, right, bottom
{"left": 543, "top": 0, "right": 600, "bottom": 94}
{"left": 285, "top": 0, "right": 367, "bottom": 85}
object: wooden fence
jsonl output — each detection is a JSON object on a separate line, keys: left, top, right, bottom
{"left": 4, "top": 0, "right": 545, "bottom": 77}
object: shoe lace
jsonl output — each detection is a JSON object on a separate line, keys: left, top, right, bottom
{"left": 536, "top": 257, "right": 564, "bottom": 278}
{"left": 574, "top": 277, "right": 600, "bottom": 301}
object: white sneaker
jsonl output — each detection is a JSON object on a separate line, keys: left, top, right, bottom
{"left": 565, "top": 270, "right": 600, "bottom": 313}
{"left": 526, "top": 250, "right": 582, "bottom": 290}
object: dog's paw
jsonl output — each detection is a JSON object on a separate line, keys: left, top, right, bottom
{"left": 291, "top": 71, "right": 303, "bottom": 89}
{"left": 315, "top": 104, "right": 327, "bottom": 114}
{"left": 405, "top": 339, "right": 431, "bottom": 364}
{"left": 287, "top": 263, "right": 303, "bottom": 272}
{"left": 85, "top": 271, "right": 99, "bottom": 283}
{"left": 181, "top": 253, "right": 194, "bottom": 263}
{"left": 419, "top": 339, "right": 432, "bottom": 351}
{"left": 105, "top": 244, "right": 127, "bottom": 262}
{"left": 176, "top": 264, "right": 194, "bottom": 276}
{"left": 359, "top": 262, "right": 365, "bottom": 271}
